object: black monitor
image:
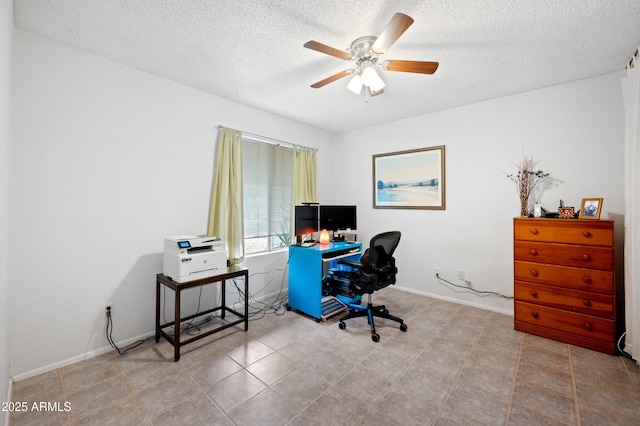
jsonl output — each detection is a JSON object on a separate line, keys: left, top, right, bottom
{"left": 319, "top": 205, "right": 357, "bottom": 231}
{"left": 294, "top": 205, "right": 319, "bottom": 236}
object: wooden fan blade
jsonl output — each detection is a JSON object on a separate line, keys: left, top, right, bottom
{"left": 370, "top": 13, "right": 414, "bottom": 55}
{"left": 382, "top": 60, "right": 439, "bottom": 74}
{"left": 310, "top": 69, "right": 353, "bottom": 88}
{"left": 304, "top": 41, "right": 352, "bottom": 61}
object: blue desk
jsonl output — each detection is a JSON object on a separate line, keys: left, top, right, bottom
{"left": 288, "top": 241, "right": 362, "bottom": 320}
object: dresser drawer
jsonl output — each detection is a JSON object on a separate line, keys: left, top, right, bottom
{"left": 514, "top": 241, "right": 613, "bottom": 270}
{"left": 515, "top": 282, "right": 613, "bottom": 318}
{"left": 514, "top": 261, "right": 613, "bottom": 294}
{"left": 515, "top": 301, "right": 614, "bottom": 342}
{"left": 514, "top": 219, "right": 613, "bottom": 246}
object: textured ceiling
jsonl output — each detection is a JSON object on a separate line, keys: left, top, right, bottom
{"left": 13, "top": 0, "right": 640, "bottom": 134}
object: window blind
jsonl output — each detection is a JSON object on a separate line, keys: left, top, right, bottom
{"left": 242, "top": 139, "right": 293, "bottom": 254}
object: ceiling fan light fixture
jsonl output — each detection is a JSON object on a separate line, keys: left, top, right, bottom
{"left": 368, "top": 75, "right": 385, "bottom": 92}
{"left": 361, "top": 65, "right": 385, "bottom": 92}
{"left": 361, "top": 65, "right": 377, "bottom": 85}
{"left": 347, "top": 74, "right": 363, "bottom": 94}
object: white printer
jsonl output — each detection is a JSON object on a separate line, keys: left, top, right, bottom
{"left": 163, "top": 235, "right": 227, "bottom": 282}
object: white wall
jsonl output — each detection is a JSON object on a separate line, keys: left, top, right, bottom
{"left": 10, "top": 27, "right": 627, "bottom": 377}
{"left": 1, "top": 0, "right": 13, "bottom": 414}
{"left": 10, "top": 31, "right": 336, "bottom": 377}
{"left": 335, "top": 72, "right": 626, "bottom": 314}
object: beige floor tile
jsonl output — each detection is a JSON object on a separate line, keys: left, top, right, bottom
{"left": 187, "top": 353, "right": 242, "bottom": 388}
{"left": 151, "top": 391, "right": 231, "bottom": 426}
{"left": 245, "top": 351, "right": 297, "bottom": 386}
{"left": 66, "top": 374, "right": 132, "bottom": 421}
{"left": 506, "top": 402, "right": 567, "bottom": 425}
{"left": 516, "top": 359, "right": 574, "bottom": 397}
{"left": 227, "top": 388, "right": 298, "bottom": 426}
{"left": 9, "top": 288, "right": 640, "bottom": 425}
{"left": 375, "top": 383, "right": 441, "bottom": 426}
{"left": 61, "top": 353, "right": 121, "bottom": 394}
{"left": 73, "top": 396, "right": 147, "bottom": 426}
{"left": 439, "top": 384, "right": 510, "bottom": 425}
{"left": 301, "top": 386, "right": 371, "bottom": 426}
{"left": 226, "top": 339, "right": 275, "bottom": 367}
{"left": 11, "top": 369, "right": 64, "bottom": 406}
{"left": 137, "top": 372, "right": 199, "bottom": 417}
{"left": 270, "top": 367, "right": 331, "bottom": 412}
{"left": 205, "top": 369, "right": 267, "bottom": 413}
{"left": 334, "top": 363, "right": 392, "bottom": 404}
{"left": 511, "top": 380, "right": 577, "bottom": 424}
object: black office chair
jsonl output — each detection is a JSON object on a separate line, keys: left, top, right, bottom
{"left": 335, "top": 231, "right": 406, "bottom": 342}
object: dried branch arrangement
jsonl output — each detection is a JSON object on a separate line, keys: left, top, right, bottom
{"left": 506, "top": 154, "right": 550, "bottom": 216}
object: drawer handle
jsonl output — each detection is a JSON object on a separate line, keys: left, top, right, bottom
{"left": 530, "top": 228, "right": 539, "bottom": 235}
{"left": 530, "top": 291, "right": 539, "bottom": 298}
{"left": 582, "top": 276, "right": 592, "bottom": 284}
{"left": 583, "top": 231, "right": 592, "bottom": 238}
{"left": 530, "top": 249, "right": 538, "bottom": 256}
{"left": 583, "top": 299, "right": 592, "bottom": 307}
{"left": 584, "top": 323, "right": 593, "bottom": 331}
{"left": 530, "top": 269, "right": 539, "bottom": 277}
{"left": 532, "top": 312, "right": 539, "bottom": 319}
{"left": 582, "top": 254, "right": 591, "bottom": 261}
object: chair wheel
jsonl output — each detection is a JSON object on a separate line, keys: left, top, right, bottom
{"left": 338, "top": 322, "right": 346, "bottom": 330}
{"left": 372, "top": 333, "right": 380, "bottom": 343}
{"left": 400, "top": 323, "right": 408, "bottom": 332}
{"left": 382, "top": 309, "right": 389, "bottom": 315}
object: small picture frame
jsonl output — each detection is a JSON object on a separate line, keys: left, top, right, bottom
{"left": 579, "top": 198, "right": 603, "bottom": 219}
{"left": 558, "top": 207, "right": 575, "bottom": 219}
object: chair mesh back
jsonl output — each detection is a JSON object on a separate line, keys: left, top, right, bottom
{"left": 361, "top": 231, "right": 401, "bottom": 287}
{"left": 368, "top": 231, "right": 401, "bottom": 265}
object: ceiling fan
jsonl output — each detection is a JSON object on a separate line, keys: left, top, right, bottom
{"left": 304, "top": 13, "right": 439, "bottom": 98}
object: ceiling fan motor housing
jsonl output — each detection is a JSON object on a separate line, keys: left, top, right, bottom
{"left": 350, "top": 36, "right": 380, "bottom": 66}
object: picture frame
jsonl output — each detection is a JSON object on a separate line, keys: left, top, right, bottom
{"left": 579, "top": 198, "right": 603, "bottom": 219}
{"left": 373, "top": 146, "right": 445, "bottom": 210}
{"left": 558, "top": 207, "right": 575, "bottom": 219}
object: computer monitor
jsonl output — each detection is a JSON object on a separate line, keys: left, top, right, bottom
{"left": 294, "top": 205, "right": 319, "bottom": 237}
{"left": 319, "top": 205, "right": 357, "bottom": 232}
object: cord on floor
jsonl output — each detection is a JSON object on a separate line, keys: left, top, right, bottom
{"left": 105, "top": 308, "right": 153, "bottom": 355}
{"left": 435, "top": 272, "right": 513, "bottom": 299}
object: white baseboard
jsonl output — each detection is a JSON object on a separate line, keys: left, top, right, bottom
{"left": 11, "top": 289, "right": 288, "bottom": 383}
{"left": 10, "top": 331, "right": 155, "bottom": 383}
{"left": 3, "top": 377, "right": 11, "bottom": 426}
{"left": 393, "top": 285, "right": 514, "bottom": 316}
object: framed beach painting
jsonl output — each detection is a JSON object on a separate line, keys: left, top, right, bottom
{"left": 372, "top": 146, "right": 445, "bottom": 210}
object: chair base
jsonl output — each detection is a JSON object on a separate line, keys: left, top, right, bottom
{"left": 338, "top": 295, "right": 407, "bottom": 342}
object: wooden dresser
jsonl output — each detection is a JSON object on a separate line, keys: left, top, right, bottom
{"left": 513, "top": 218, "right": 616, "bottom": 354}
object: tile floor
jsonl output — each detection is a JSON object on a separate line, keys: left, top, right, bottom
{"left": 10, "top": 288, "right": 640, "bottom": 425}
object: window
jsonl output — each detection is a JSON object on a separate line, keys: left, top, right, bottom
{"left": 242, "top": 139, "right": 293, "bottom": 255}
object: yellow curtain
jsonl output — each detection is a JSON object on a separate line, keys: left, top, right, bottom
{"left": 291, "top": 146, "right": 317, "bottom": 240}
{"left": 207, "top": 127, "right": 244, "bottom": 264}
{"left": 292, "top": 145, "right": 317, "bottom": 206}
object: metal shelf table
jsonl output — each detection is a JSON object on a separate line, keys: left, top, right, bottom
{"left": 155, "top": 265, "right": 249, "bottom": 361}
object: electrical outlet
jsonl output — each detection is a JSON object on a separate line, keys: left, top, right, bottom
{"left": 434, "top": 267, "right": 440, "bottom": 277}
{"left": 105, "top": 302, "right": 113, "bottom": 313}
{"left": 457, "top": 270, "right": 465, "bottom": 281}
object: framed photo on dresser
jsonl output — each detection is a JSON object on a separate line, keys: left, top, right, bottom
{"left": 579, "top": 198, "right": 603, "bottom": 219}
